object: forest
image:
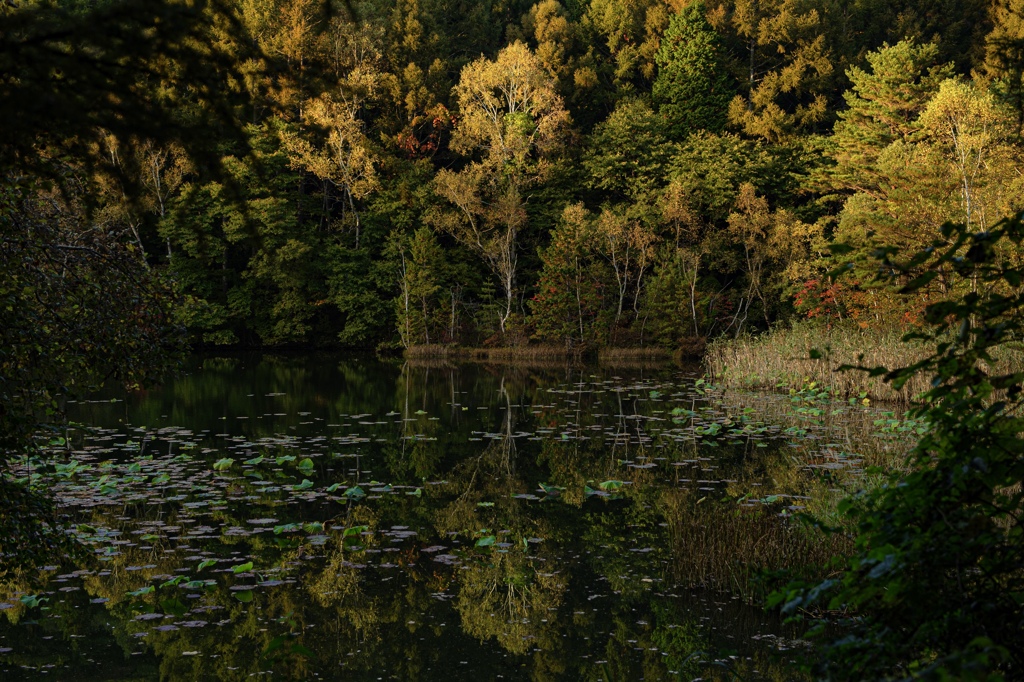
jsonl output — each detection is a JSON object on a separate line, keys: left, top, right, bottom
{"left": 4, "top": 1, "right": 1024, "bottom": 680}
{"left": 8, "top": 0, "right": 1024, "bottom": 352}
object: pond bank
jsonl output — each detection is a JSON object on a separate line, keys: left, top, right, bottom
{"left": 404, "top": 343, "right": 677, "bottom": 363}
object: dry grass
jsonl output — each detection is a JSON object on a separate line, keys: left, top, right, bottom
{"left": 597, "top": 346, "right": 671, "bottom": 361}
{"left": 705, "top": 322, "right": 933, "bottom": 404}
{"left": 708, "top": 322, "right": 1024, "bottom": 405}
{"left": 405, "top": 344, "right": 575, "bottom": 360}
{"left": 405, "top": 344, "right": 674, "bottom": 369}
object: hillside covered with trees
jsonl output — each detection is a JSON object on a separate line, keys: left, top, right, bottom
{"left": 7, "top": 0, "right": 1024, "bottom": 354}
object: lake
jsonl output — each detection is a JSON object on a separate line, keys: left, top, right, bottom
{"left": 0, "top": 354, "right": 914, "bottom": 680}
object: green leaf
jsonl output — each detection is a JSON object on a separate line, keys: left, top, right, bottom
{"left": 233, "top": 589, "right": 254, "bottom": 603}
{"left": 213, "top": 458, "right": 234, "bottom": 471}
{"left": 197, "top": 559, "right": 217, "bottom": 571}
{"left": 231, "top": 561, "right": 253, "bottom": 574}
{"left": 292, "top": 478, "right": 314, "bottom": 491}
{"left": 539, "top": 482, "right": 565, "bottom": 495}
{"left": 475, "top": 535, "right": 496, "bottom": 548}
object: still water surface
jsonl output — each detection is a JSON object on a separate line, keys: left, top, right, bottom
{"left": 0, "top": 355, "right": 905, "bottom": 680}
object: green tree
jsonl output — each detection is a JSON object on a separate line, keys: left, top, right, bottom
{"left": 530, "top": 204, "right": 610, "bottom": 348}
{"left": 981, "top": 0, "right": 1024, "bottom": 130}
{"left": 777, "top": 218, "right": 1024, "bottom": 679}
{"left": 583, "top": 99, "right": 673, "bottom": 202}
{"left": 581, "top": 0, "right": 670, "bottom": 95}
{"left": 829, "top": 40, "right": 953, "bottom": 194}
{"left": 388, "top": 226, "right": 444, "bottom": 347}
{"left": 652, "top": 1, "right": 733, "bottom": 140}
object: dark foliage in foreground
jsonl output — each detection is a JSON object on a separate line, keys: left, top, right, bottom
{"left": 774, "top": 218, "right": 1024, "bottom": 679}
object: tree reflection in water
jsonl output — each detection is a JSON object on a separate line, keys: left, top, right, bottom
{"left": 0, "top": 355, "right": 894, "bottom": 679}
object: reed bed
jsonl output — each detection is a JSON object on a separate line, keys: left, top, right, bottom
{"left": 404, "top": 344, "right": 575, "bottom": 360}
{"left": 708, "top": 322, "right": 1024, "bottom": 405}
{"left": 597, "top": 346, "right": 671, "bottom": 361}
{"left": 705, "top": 323, "right": 932, "bottom": 404}
{"left": 405, "top": 344, "right": 673, "bottom": 367}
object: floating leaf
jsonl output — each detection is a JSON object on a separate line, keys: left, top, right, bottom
{"left": 475, "top": 535, "right": 496, "bottom": 548}
{"left": 231, "top": 562, "right": 254, "bottom": 574}
{"left": 244, "top": 455, "right": 265, "bottom": 466}
{"left": 539, "top": 482, "right": 564, "bottom": 496}
{"left": 234, "top": 590, "right": 254, "bottom": 603}
{"left": 293, "top": 479, "right": 314, "bottom": 491}
{"left": 213, "top": 458, "right": 234, "bottom": 471}
{"left": 599, "top": 480, "right": 625, "bottom": 491}
{"left": 343, "top": 486, "right": 365, "bottom": 499}
{"left": 182, "top": 580, "right": 212, "bottom": 590}
{"left": 19, "top": 594, "right": 47, "bottom": 608}
{"left": 128, "top": 586, "right": 155, "bottom": 597}
{"left": 326, "top": 483, "right": 341, "bottom": 493}
{"left": 197, "top": 559, "right": 217, "bottom": 571}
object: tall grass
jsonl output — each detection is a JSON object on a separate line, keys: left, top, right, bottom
{"left": 405, "top": 344, "right": 673, "bottom": 367}
{"left": 705, "top": 322, "right": 932, "bottom": 404}
{"left": 707, "top": 321, "right": 1024, "bottom": 405}
{"left": 405, "top": 344, "right": 576, "bottom": 360}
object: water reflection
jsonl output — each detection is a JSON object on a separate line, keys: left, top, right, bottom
{"left": 0, "top": 355, "right": 910, "bottom": 679}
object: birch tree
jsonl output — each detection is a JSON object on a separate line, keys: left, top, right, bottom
{"left": 432, "top": 41, "right": 569, "bottom": 336}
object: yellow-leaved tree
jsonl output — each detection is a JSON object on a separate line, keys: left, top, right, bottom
{"left": 431, "top": 41, "right": 570, "bottom": 337}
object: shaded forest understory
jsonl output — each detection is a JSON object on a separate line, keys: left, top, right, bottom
{"left": 9, "top": 0, "right": 1024, "bottom": 352}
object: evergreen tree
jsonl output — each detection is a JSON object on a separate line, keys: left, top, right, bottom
{"left": 830, "top": 40, "right": 953, "bottom": 194}
{"left": 583, "top": 99, "right": 673, "bottom": 202}
{"left": 652, "top": 1, "right": 732, "bottom": 140}
{"left": 981, "top": 0, "right": 1024, "bottom": 130}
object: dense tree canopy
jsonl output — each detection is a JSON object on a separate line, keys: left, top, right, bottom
{"left": 3, "top": 0, "right": 1022, "bottom": 350}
